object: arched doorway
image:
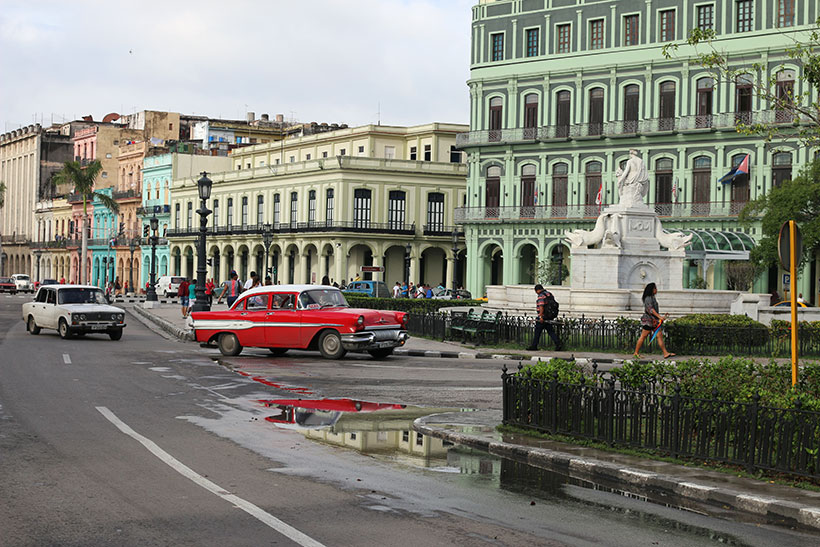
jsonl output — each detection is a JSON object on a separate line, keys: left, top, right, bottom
{"left": 518, "top": 243, "right": 538, "bottom": 284}
{"left": 420, "top": 247, "right": 446, "bottom": 286}
{"left": 348, "top": 244, "right": 374, "bottom": 281}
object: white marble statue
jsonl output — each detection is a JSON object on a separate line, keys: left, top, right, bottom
{"left": 565, "top": 212, "right": 622, "bottom": 248}
{"left": 616, "top": 149, "right": 649, "bottom": 208}
{"left": 656, "top": 225, "right": 693, "bottom": 250}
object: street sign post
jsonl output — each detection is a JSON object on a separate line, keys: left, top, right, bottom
{"left": 778, "top": 220, "right": 802, "bottom": 386}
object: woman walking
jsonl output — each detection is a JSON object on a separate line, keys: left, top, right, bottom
{"left": 633, "top": 282, "right": 675, "bottom": 359}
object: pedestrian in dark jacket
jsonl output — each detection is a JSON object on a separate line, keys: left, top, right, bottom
{"left": 526, "top": 284, "right": 562, "bottom": 351}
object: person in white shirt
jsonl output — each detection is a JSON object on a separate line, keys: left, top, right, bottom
{"left": 244, "top": 271, "right": 258, "bottom": 290}
{"left": 798, "top": 293, "right": 805, "bottom": 304}
{"left": 392, "top": 282, "right": 401, "bottom": 298}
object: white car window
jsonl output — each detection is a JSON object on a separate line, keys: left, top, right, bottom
{"left": 45, "top": 290, "right": 56, "bottom": 305}
{"left": 58, "top": 288, "right": 107, "bottom": 305}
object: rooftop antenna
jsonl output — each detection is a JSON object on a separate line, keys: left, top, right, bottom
{"left": 377, "top": 102, "right": 381, "bottom": 126}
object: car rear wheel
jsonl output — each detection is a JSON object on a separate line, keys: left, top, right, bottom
{"left": 27, "top": 316, "right": 40, "bottom": 335}
{"left": 268, "top": 348, "right": 289, "bottom": 356}
{"left": 318, "top": 330, "right": 346, "bottom": 359}
{"left": 108, "top": 328, "right": 123, "bottom": 341}
{"left": 368, "top": 348, "right": 394, "bottom": 359}
{"left": 58, "top": 318, "right": 72, "bottom": 339}
{"left": 218, "top": 333, "right": 243, "bottom": 356}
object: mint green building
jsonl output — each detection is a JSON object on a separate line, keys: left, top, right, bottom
{"left": 457, "top": 0, "right": 819, "bottom": 302}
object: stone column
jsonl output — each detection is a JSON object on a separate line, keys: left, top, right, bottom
{"left": 446, "top": 253, "right": 455, "bottom": 290}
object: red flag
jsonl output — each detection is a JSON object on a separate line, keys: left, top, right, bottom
{"left": 595, "top": 182, "right": 603, "bottom": 211}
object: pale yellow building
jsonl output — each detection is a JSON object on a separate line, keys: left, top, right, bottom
{"left": 167, "top": 123, "right": 469, "bottom": 287}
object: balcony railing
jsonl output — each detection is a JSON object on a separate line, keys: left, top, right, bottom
{"left": 137, "top": 204, "right": 171, "bottom": 216}
{"left": 166, "top": 221, "right": 418, "bottom": 238}
{"left": 455, "top": 201, "right": 751, "bottom": 223}
{"left": 1, "top": 235, "right": 29, "bottom": 244}
{"left": 422, "top": 225, "right": 465, "bottom": 237}
{"left": 113, "top": 189, "right": 140, "bottom": 200}
{"left": 457, "top": 110, "right": 811, "bottom": 148}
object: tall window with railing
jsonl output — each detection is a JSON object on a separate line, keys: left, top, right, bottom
{"left": 489, "top": 97, "right": 503, "bottom": 142}
{"left": 588, "top": 88, "right": 604, "bottom": 136}
{"left": 692, "top": 156, "right": 712, "bottom": 212}
{"left": 427, "top": 193, "right": 445, "bottom": 232}
{"left": 556, "top": 90, "right": 571, "bottom": 137}
{"left": 523, "top": 94, "right": 538, "bottom": 139}
{"left": 241, "top": 196, "right": 248, "bottom": 228}
{"left": 175, "top": 203, "right": 180, "bottom": 230}
{"left": 736, "top": 74, "right": 754, "bottom": 125}
{"left": 623, "top": 84, "right": 639, "bottom": 133}
{"left": 655, "top": 158, "right": 674, "bottom": 207}
{"left": 730, "top": 153, "right": 751, "bottom": 205}
{"left": 353, "top": 189, "right": 371, "bottom": 228}
{"left": 187, "top": 202, "right": 193, "bottom": 230}
{"left": 772, "top": 152, "right": 792, "bottom": 188}
{"left": 585, "top": 161, "right": 602, "bottom": 207}
{"left": 273, "top": 194, "right": 280, "bottom": 226}
{"left": 388, "top": 191, "right": 406, "bottom": 230}
{"left": 308, "top": 190, "right": 316, "bottom": 226}
{"left": 256, "top": 195, "right": 264, "bottom": 226}
{"left": 212, "top": 199, "right": 219, "bottom": 229}
{"left": 227, "top": 197, "right": 233, "bottom": 229}
{"left": 290, "top": 192, "right": 298, "bottom": 228}
{"left": 520, "top": 165, "right": 536, "bottom": 217}
{"left": 485, "top": 166, "right": 501, "bottom": 212}
{"left": 659, "top": 81, "right": 676, "bottom": 131}
{"left": 325, "top": 189, "right": 334, "bottom": 225}
{"left": 696, "top": 77, "right": 714, "bottom": 128}
{"left": 775, "top": 70, "right": 795, "bottom": 123}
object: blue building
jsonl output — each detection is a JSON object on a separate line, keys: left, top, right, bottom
{"left": 90, "top": 187, "right": 118, "bottom": 287}
{"left": 140, "top": 153, "right": 172, "bottom": 288}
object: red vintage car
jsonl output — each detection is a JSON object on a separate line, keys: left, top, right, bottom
{"left": 0, "top": 277, "right": 17, "bottom": 294}
{"left": 191, "top": 284, "right": 408, "bottom": 359}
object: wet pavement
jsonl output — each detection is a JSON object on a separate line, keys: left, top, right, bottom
{"left": 127, "top": 301, "right": 820, "bottom": 537}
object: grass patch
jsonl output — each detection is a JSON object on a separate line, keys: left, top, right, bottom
{"left": 497, "top": 424, "right": 820, "bottom": 491}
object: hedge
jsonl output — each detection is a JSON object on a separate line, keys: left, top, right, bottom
{"left": 345, "top": 294, "right": 485, "bottom": 314}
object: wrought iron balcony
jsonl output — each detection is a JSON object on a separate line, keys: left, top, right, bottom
{"left": 422, "top": 225, "right": 464, "bottom": 237}
{"left": 113, "top": 189, "right": 140, "bottom": 200}
{"left": 455, "top": 201, "right": 751, "bottom": 223}
{"left": 137, "top": 204, "right": 171, "bottom": 216}
{"left": 166, "top": 221, "right": 418, "bottom": 238}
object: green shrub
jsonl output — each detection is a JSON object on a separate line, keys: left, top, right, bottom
{"left": 522, "top": 358, "right": 587, "bottom": 384}
{"left": 666, "top": 314, "right": 769, "bottom": 351}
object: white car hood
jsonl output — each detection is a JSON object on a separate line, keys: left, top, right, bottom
{"left": 60, "top": 303, "right": 125, "bottom": 314}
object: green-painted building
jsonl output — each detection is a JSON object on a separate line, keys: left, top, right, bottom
{"left": 457, "top": 0, "right": 819, "bottom": 303}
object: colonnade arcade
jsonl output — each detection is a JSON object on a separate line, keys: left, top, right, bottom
{"left": 167, "top": 237, "right": 465, "bottom": 288}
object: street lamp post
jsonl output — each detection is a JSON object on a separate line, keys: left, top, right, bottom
{"left": 146, "top": 216, "right": 159, "bottom": 301}
{"left": 128, "top": 239, "right": 136, "bottom": 294}
{"left": 102, "top": 256, "right": 108, "bottom": 288}
{"left": 34, "top": 249, "right": 42, "bottom": 283}
{"left": 191, "top": 172, "right": 213, "bottom": 313}
{"left": 451, "top": 228, "right": 459, "bottom": 292}
{"left": 262, "top": 223, "right": 273, "bottom": 281}
{"left": 404, "top": 242, "right": 411, "bottom": 286}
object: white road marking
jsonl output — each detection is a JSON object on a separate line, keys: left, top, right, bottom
{"left": 95, "top": 406, "right": 325, "bottom": 547}
{"left": 62, "top": 354, "right": 71, "bottom": 364}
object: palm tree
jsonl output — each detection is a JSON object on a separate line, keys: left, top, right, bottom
{"left": 53, "top": 161, "right": 119, "bottom": 284}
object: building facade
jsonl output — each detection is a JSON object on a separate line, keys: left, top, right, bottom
{"left": 167, "top": 123, "right": 468, "bottom": 287}
{"left": 458, "top": 0, "right": 819, "bottom": 300}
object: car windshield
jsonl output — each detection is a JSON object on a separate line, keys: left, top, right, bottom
{"left": 299, "top": 289, "right": 349, "bottom": 309}
{"left": 16, "top": 275, "right": 29, "bottom": 281}
{"left": 58, "top": 288, "right": 107, "bottom": 305}
{"left": 0, "top": 278, "right": 11, "bottom": 283}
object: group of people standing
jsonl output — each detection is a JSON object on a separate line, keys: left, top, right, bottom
{"left": 391, "top": 282, "right": 439, "bottom": 299}
{"left": 526, "top": 281, "right": 675, "bottom": 359}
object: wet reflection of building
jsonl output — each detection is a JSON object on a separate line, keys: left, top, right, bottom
{"left": 446, "top": 447, "right": 501, "bottom": 481}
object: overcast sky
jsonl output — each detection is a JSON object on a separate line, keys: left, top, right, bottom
{"left": 0, "top": 0, "right": 474, "bottom": 132}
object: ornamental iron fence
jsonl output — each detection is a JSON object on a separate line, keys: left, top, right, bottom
{"left": 502, "top": 367, "right": 820, "bottom": 478}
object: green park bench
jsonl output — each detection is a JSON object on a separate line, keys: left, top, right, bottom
{"left": 450, "top": 308, "right": 485, "bottom": 342}
{"left": 475, "top": 310, "right": 503, "bottom": 345}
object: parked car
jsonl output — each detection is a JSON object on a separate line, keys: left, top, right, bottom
{"left": 11, "top": 274, "right": 34, "bottom": 293}
{"left": 341, "top": 280, "right": 391, "bottom": 298}
{"left": 156, "top": 275, "right": 187, "bottom": 298}
{"left": 432, "top": 287, "right": 473, "bottom": 300}
{"left": 40, "top": 279, "right": 59, "bottom": 286}
{"left": 0, "top": 277, "right": 17, "bottom": 294}
{"left": 22, "top": 284, "right": 127, "bottom": 340}
{"left": 774, "top": 300, "right": 811, "bottom": 307}
{"left": 192, "top": 285, "right": 408, "bottom": 359}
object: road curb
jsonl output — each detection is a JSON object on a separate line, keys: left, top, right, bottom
{"left": 393, "top": 349, "right": 465, "bottom": 359}
{"left": 131, "top": 305, "right": 194, "bottom": 342}
{"left": 413, "top": 418, "right": 820, "bottom": 532}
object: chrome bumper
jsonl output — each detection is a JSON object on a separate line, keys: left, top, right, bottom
{"left": 341, "top": 330, "right": 409, "bottom": 351}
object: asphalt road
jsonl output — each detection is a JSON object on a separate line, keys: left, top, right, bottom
{"left": 1, "top": 294, "right": 817, "bottom": 547}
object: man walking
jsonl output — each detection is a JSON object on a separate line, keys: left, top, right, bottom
{"left": 526, "top": 284, "right": 562, "bottom": 351}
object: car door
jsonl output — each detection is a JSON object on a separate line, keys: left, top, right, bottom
{"left": 29, "top": 288, "right": 48, "bottom": 326}
{"left": 265, "top": 292, "right": 301, "bottom": 348}
{"left": 43, "top": 288, "right": 59, "bottom": 329}
{"left": 240, "top": 292, "right": 271, "bottom": 348}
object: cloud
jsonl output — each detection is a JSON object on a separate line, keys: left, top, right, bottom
{"left": 0, "top": 0, "right": 474, "bottom": 131}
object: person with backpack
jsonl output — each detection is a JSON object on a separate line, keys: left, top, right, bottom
{"left": 217, "top": 271, "right": 243, "bottom": 308}
{"left": 526, "top": 284, "right": 562, "bottom": 351}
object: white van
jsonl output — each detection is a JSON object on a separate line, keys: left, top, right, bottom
{"left": 156, "top": 276, "right": 187, "bottom": 298}
{"left": 11, "top": 274, "right": 34, "bottom": 293}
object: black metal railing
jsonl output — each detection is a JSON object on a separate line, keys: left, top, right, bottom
{"left": 405, "top": 313, "right": 820, "bottom": 357}
{"left": 166, "top": 221, "right": 417, "bottom": 238}
{"left": 502, "top": 369, "right": 820, "bottom": 478}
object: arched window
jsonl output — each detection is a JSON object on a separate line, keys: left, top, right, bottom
{"left": 552, "top": 163, "right": 569, "bottom": 210}
{"left": 623, "top": 84, "right": 640, "bottom": 133}
{"left": 659, "top": 81, "right": 676, "bottom": 131}
{"left": 585, "top": 161, "right": 602, "bottom": 207}
{"left": 489, "top": 97, "right": 503, "bottom": 141}
{"left": 776, "top": 70, "right": 795, "bottom": 123}
{"left": 731, "top": 153, "right": 751, "bottom": 204}
{"left": 521, "top": 164, "right": 537, "bottom": 210}
{"left": 696, "top": 77, "right": 714, "bottom": 128}
{"left": 772, "top": 151, "right": 792, "bottom": 188}
{"left": 588, "top": 88, "right": 604, "bottom": 136}
{"left": 523, "top": 94, "right": 539, "bottom": 138}
{"left": 556, "top": 91, "right": 571, "bottom": 137}
{"left": 485, "top": 166, "right": 501, "bottom": 212}
{"left": 655, "top": 158, "right": 674, "bottom": 206}
{"left": 692, "top": 156, "right": 711, "bottom": 209}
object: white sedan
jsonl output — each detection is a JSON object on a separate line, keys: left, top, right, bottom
{"left": 22, "top": 285, "right": 127, "bottom": 340}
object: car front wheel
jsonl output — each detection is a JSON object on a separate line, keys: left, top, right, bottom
{"left": 318, "top": 330, "right": 346, "bottom": 359}
{"left": 218, "top": 333, "right": 243, "bottom": 356}
{"left": 27, "top": 316, "right": 41, "bottom": 335}
{"left": 108, "top": 328, "right": 123, "bottom": 341}
{"left": 58, "top": 318, "right": 72, "bottom": 339}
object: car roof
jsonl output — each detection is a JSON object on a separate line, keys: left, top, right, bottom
{"left": 39, "top": 284, "right": 102, "bottom": 290}
{"left": 240, "top": 284, "right": 337, "bottom": 297}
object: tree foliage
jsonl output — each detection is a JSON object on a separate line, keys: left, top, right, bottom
{"left": 739, "top": 160, "right": 820, "bottom": 272}
{"left": 52, "top": 160, "right": 119, "bottom": 215}
{"left": 0, "top": 181, "right": 5, "bottom": 209}
{"left": 662, "top": 20, "right": 820, "bottom": 146}
{"left": 536, "top": 258, "right": 569, "bottom": 286}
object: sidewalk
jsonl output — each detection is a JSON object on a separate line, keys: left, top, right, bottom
{"left": 127, "top": 302, "right": 820, "bottom": 532}
{"left": 414, "top": 411, "right": 820, "bottom": 532}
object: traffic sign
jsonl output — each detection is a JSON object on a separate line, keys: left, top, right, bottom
{"left": 360, "top": 266, "right": 384, "bottom": 273}
{"left": 778, "top": 220, "right": 803, "bottom": 271}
